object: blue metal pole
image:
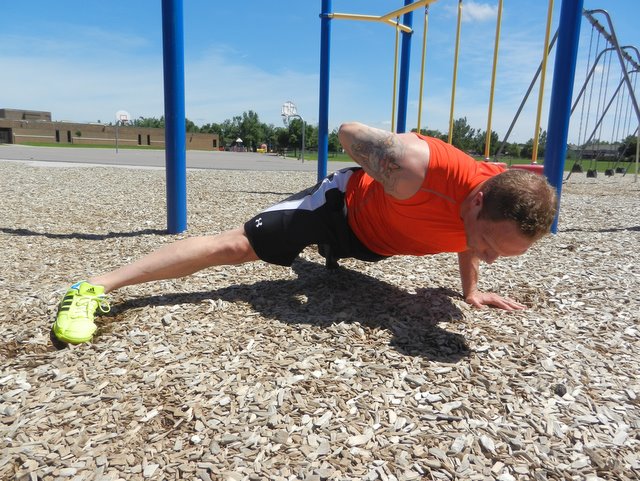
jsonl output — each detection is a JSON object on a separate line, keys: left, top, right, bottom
{"left": 317, "top": 0, "right": 332, "bottom": 181}
{"left": 543, "top": 0, "right": 583, "bottom": 233}
{"left": 396, "top": 0, "right": 414, "bottom": 133}
{"left": 161, "top": 0, "right": 187, "bottom": 233}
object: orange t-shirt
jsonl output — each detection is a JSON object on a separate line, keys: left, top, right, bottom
{"left": 345, "top": 134, "right": 505, "bottom": 256}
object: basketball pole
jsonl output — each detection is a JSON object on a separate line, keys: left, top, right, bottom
{"left": 162, "top": 0, "right": 187, "bottom": 234}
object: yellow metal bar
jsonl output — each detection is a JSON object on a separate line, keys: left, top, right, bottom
{"left": 417, "top": 6, "right": 430, "bottom": 133}
{"left": 330, "top": 1, "right": 444, "bottom": 131}
{"left": 329, "top": 13, "right": 413, "bottom": 33}
{"left": 384, "top": 18, "right": 411, "bottom": 33}
{"left": 484, "top": 0, "right": 503, "bottom": 159}
{"left": 391, "top": 20, "right": 400, "bottom": 132}
{"left": 329, "top": 13, "right": 379, "bottom": 21}
{"left": 448, "top": 0, "right": 463, "bottom": 144}
{"left": 380, "top": 0, "right": 437, "bottom": 21}
{"left": 532, "top": 0, "right": 554, "bottom": 163}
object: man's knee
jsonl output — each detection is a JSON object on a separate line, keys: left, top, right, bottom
{"left": 210, "top": 228, "right": 258, "bottom": 265}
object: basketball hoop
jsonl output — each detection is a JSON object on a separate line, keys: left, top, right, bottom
{"left": 115, "top": 110, "right": 131, "bottom": 124}
{"left": 280, "top": 101, "right": 305, "bottom": 162}
{"left": 114, "top": 110, "right": 131, "bottom": 154}
{"left": 281, "top": 101, "right": 297, "bottom": 117}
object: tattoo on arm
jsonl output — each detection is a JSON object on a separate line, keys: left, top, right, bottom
{"left": 350, "top": 128, "right": 405, "bottom": 191}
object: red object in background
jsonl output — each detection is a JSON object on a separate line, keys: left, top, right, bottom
{"left": 510, "top": 164, "right": 545, "bottom": 175}
{"left": 482, "top": 161, "right": 544, "bottom": 176}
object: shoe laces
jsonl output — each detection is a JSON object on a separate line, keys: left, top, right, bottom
{"left": 70, "top": 294, "right": 111, "bottom": 318}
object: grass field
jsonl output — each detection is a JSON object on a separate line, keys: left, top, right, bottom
{"left": 291, "top": 151, "right": 638, "bottom": 174}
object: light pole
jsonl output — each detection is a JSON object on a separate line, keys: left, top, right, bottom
{"left": 281, "top": 101, "right": 305, "bottom": 162}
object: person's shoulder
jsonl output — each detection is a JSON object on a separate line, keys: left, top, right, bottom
{"left": 477, "top": 161, "right": 506, "bottom": 176}
{"left": 396, "top": 131, "right": 427, "bottom": 143}
{"left": 396, "top": 132, "right": 430, "bottom": 155}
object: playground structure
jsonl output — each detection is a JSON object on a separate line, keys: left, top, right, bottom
{"left": 317, "top": 0, "right": 582, "bottom": 235}
{"left": 493, "top": 8, "right": 640, "bottom": 181}
{"left": 566, "top": 10, "right": 640, "bottom": 179}
{"left": 158, "top": 0, "right": 638, "bottom": 234}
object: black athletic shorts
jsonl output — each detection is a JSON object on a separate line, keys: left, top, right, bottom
{"left": 244, "top": 167, "right": 388, "bottom": 266}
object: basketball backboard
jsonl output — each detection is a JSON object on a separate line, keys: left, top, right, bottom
{"left": 281, "top": 101, "right": 297, "bottom": 118}
{"left": 115, "top": 110, "right": 131, "bottom": 123}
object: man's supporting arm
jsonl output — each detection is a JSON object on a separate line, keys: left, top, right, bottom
{"left": 457, "top": 250, "right": 526, "bottom": 311}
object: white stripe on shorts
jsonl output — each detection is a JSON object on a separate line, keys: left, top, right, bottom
{"left": 261, "top": 168, "right": 355, "bottom": 214}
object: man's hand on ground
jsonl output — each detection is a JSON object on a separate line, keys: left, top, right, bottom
{"left": 464, "top": 290, "right": 526, "bottom": 311}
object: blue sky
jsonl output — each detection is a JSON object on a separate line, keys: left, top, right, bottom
{"left": 2, "top": 0, "right": 638, "bottom": 143}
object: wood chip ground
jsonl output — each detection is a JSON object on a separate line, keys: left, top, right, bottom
{"left": 1, "top": 160, "right": 638, "bottom": 481}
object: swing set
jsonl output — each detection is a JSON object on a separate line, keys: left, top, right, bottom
{"left": 494, "top": 8, "right": 640, "bottom": 184}
{"left": 566, "top": 10, "right": 640, "bottom": 180}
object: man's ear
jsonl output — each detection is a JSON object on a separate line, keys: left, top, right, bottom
{"left": 468, "top": 191, "right": 484, "bottom": 220}
{"left": 474, "top": 191, "right": 484, "bottom": 206}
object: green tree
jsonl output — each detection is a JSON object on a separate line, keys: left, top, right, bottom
{"left": 200, "top": 122, "right": 227, "bottom": 147}
{"left": 222, "top": 119, "right": 240, "bottom": 149}
{"left": 503, "top": 142, "right": 521, "bottom": 159}
{"left": 305, "top": 122, "right": 317, "bottom": 151}
{"left": 328, "top": 128, "right": 341, "bottom": 153}
{"left": 521, "top": 130, "right": 547, "bottom": 160}
{"left": 235, "top": 110, "right": 264, "bottom": 151}
{"left": 132, "top": 116, "right": 164, "bottom": 128}
{"left": 185, "top": 118, "right": 200, "bottom": 133}
{"left": 134, "top": 116, "right": 200, "bottom": 134}
{"left": 262, "top": 124, "right": 279, "bottom": 151}
{"left": 413, "top": 127, "right": 445, "bottom": 140}
{"left": 449, "top": 117, "right": 477, "bottom": 152}
{"left": 276, "top": 128, "right": 290, "bottom": 152}
{"left": 473, "top": 130, "right": 500, "bottom": 158}
{"left": 288, "top": 118, "right": 306, "bottom": 156}
{"left": 620, "top": 134, "right": 638, "bottom": 158}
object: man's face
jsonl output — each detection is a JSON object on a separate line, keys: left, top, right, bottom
{"left": 465, "top": 218, "right": 534, "bottom": 264}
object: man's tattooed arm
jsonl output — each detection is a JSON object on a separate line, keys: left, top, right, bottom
{"left": 350, "top": 128, "right": 404, "bottom": 192}
{"left": 339, "top": 122, "right": 427, "bottom": 199}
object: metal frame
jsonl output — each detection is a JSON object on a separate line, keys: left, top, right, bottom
{"left": 158, "top": 0, "right": 591, "bottom": 232}
{"left": 162, "top": 0, "right": 187, "bottom": 234}
{"left": 317, "top": 0, "right": 436, "bottom": 181}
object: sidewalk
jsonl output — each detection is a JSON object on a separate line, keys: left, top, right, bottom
{"left": 0, "top": 144, "right": 355, "bottom": 173}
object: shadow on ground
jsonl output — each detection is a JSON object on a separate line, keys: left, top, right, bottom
{"left": 100, "top": 258, "right": 469, "bottom": 363}
{"left": 0, "top": 227, "right": 166, "bottom": 240}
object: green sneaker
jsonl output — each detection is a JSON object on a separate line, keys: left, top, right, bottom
{"left": 51, "top": 281, "right": 110, "bottom": 345}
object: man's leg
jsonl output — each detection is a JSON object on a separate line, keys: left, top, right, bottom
{"left": 51, "top": 227, "right": 258, "bottom": 345}
{"left": 90, "top": 227, "right": 258, "bottom": 293}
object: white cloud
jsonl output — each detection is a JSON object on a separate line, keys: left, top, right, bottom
{"left": 0, "top": 39, "right": 359, "bottom": 130}
{"left": 442, "top": 1, "right": 499, "bottom": 23}
{"left": 184, "top": 48, "right": 319, "bottom": 127}
{"left": 463, "top": 2, "right": 498, "bottom": 23}
{"left": 0, "top": 53, "right": 164, "bottom": 123}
